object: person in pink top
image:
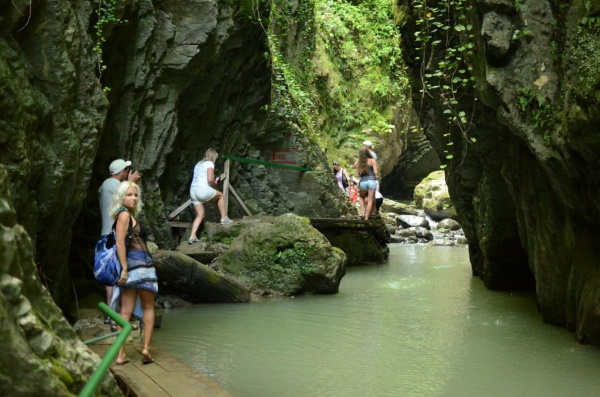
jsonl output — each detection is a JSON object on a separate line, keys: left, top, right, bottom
{"left": 332, "top": 161, "right": 351, "bottom": 194}
{"left": 347, "top": 178, "right": 359, "bottom": 203}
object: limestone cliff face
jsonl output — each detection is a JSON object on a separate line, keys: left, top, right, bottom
{"left": 1, "top": 0, "right": 349, "bottom": 309}
{"left": 0, "top": 0, "right": 108, "bottom": 307}
{"left": 400, "top": 0, "right": 600, "bottom": 345}
{"left": 0, "top": 165, "right": 121, "bottom": 396}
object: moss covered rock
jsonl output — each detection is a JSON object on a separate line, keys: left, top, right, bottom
{"left": 413, "top": 171, "right": 457, "bottom": 220}
{"left": 214, "top": 214, "right": 346, "bottom": 295}
{"left": 153, "top": 250, "right": 251, "bottom": 303}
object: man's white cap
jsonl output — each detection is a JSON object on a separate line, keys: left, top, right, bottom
{"left": 363, "top": 140, "right": 373, "bottom": 148}
{"left": 109, "top": 159, "right": 132, "bottom": 175}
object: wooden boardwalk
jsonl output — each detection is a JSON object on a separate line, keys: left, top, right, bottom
{"left": 89, "top": 344, "right": 231, "bottom": 397}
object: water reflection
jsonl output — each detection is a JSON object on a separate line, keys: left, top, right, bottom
{"left": 154, "top": 245, "right": 600, "bottom": 397}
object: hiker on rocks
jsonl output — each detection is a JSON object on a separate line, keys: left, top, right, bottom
{"left": 347, "top": 178, "right": 359, "bottom": 203}
{"left": 188, "top": 148, "right": 232, "bottom": 244}
{"left": 333, "top": 161, "right": 351, "bottom": 194}
{"left": 354, "top": 147, "right": 379, "bottom": 220}
{"left": 374, "top": 185, "right": 384, "bottom": 216}
{"left": 110, "top": 181, "right": 158, "bottom": 365}
{"left": 363, "top": 140, "right": 378, "bottom": 160}
{"left": 98, "top": 158, "right": 140, "bottom": 328}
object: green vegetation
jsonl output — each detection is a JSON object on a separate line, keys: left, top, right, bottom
{"left": 568, "top": 16, "right": 600, "bottom": 103}
{"left": 263, "top": 0, "right": 410, "bottom": 166}
{"left": 313, "top": 0, "right": 410, "bottom": 163}
{"left": 93, "top": 0, "right": 127, "bottom": 92}
{"left": 517, "top": 88, "right": 553, "bottom": 142}
{"left": 241, "top": 244, "right": 318, "bottom": 293}
{"left": 411, "top": 0, "right": 478, "bottom": 168}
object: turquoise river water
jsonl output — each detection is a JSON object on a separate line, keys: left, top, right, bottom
{"left": 154, "top": 245, "right": 600, "bottom": 397}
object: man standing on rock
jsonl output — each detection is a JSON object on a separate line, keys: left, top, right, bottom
{"left": 363, "top": 140, "right": 378, "bottom": 160}
{"left": 98, "top": 159, "right": 140, "bottom": 324}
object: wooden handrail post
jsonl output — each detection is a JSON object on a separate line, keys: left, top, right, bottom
{"left": 223, "top": 159, "right": 230, "bottom": 217}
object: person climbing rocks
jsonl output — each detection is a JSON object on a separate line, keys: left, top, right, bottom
{"left": 188, "top": 148, "right": 233, "bottom": 244}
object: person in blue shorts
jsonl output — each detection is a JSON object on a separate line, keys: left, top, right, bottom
{"left": 354, "top": 147, "right": 379, "bottom": 220}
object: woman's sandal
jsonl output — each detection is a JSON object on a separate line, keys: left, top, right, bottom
{"left": 111, "top": 321, "right": 138, "bottom": 332}
{"left": 115, "top": 358, "right": 130, "bottom": 365}
{"left": 141, "top": 349, "right": 153, "bottom": 364}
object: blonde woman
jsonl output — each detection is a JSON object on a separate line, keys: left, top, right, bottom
{"left": 188, "top": 148, "right": 232, "bottom": 244}
{"left": 354, "top": 147, "right": 379, "bottom": 220}
{"left": 110, "top": 181, "right": 158, "bottom": 365}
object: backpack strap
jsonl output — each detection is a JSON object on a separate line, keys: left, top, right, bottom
{"left": 112, "top": 208, "right": 134, "bottom": 240}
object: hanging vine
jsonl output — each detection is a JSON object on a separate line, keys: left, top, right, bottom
{"left": 93, "top": 0, "right": 127, "bottom": 92}
{"left": 411, "top": 0, "right": 477, "bottom": 168}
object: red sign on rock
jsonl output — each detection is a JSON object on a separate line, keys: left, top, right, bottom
{"left": 269, "top": 133, "right": 301, "bottom": 166}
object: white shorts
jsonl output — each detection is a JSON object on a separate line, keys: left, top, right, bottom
{"left": 190, "top": 186, "right": 217, "bottom": 205}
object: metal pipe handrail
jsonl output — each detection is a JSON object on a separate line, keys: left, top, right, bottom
{"left": 223, "top": 155, "right": 312, "bottom": 172}
{"left": 79, "top": 302, "right": 132, "bottom": 397}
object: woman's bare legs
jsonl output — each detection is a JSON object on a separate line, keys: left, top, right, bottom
{"left": 189, "top": 203, "right": 205, "bottom": 240}
{"left": 139, "top": 289, "right": 155, "bottom": 362}
{"left": 116, "top": 288, "right": 136, "bottom": 364}
{"left": 364, "top": 189, "right": 376, "bottom": 220}
{"left": 358, "top": 189, "right": 367, "bottom": 217}
{"left": 105, "top": 286, "right": 114, "bottom": 307}
{"left": 209, "top": 191, "right": 229, "bottom": 220}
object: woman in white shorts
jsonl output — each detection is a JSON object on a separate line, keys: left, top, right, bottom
{"left": 188, "top": 148, "right": 232, "bottom": 244}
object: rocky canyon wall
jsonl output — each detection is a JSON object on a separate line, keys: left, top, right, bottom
{"left": 1, "top": 0, "right": 350, "bottom": 310}
{"left": 399, "top": 0, "right": 600, "bottom": 345}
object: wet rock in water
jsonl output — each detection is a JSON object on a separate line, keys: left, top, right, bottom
{"left": 412, "top": 227, "right": 433, "bottom": 240}
{"left": 385, "top": 223, "right": 396, "bottom": 235}
{"left": 380, "top": 201, "right": 419, "bottom": 216}
{"left": 153, "top": 250, "right": 251, "bottom": 303}
{"left": 414, "top": 171, "right": 458, "bottom": 221}
{"left": 398, "top": 228, "right": 417, "bottom": 238}
{"left": 437, "top": 218, "right": 462, "bottom": 231}
{"left": 156, "top": 295, "right": 193, "bottom": 309}
{"left": 396, "top": 215, "right": 430, "bottom": 229}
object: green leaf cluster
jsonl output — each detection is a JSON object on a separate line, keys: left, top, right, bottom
{"left": 93, "top": 0, "right": 127, "bottom": 92}
{"left": 412, "top": 0, "right": 477, "bottom": 169}
{"left": 311, "top": 0, "right": 410, "bottom": 162}
{"left": 263, "top": 0, "right": 411, "bottom": 165}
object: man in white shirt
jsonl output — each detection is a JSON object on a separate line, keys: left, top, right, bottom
{"left": 363, "top": 140, "right": 378, "bottom": 160}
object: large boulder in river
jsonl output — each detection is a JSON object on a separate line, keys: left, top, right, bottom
{"left": 214, "top": 214, "right": 346, "bottom": 295}
{"left": 153, "top": 251, "right": 250, "bottom": 303}
{"left": 396, "top": 215, "right": 430, "bottom": 229}
{"left": 413, "top": 171, "right": 457, "bottom": 221}
{"left": 380, "top": 200, "right": 420, "bottom": 216}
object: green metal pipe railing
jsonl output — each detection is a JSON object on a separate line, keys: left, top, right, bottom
{"left": 224, "top": 155, "right": 312, "bottom": 172}
{"left": 78, "top": 302, "right": 132, "bottom": 397}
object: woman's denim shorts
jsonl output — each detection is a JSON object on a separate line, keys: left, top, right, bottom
{"left": 359, "top": 180, "right": 377, "bottom": 190}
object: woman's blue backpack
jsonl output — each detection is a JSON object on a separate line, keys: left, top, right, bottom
{"left": 93, "top": 209, "right": 133, "bottom": 286}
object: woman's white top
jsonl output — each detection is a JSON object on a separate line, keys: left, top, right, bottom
{"left": 191, "top": 161, "right": 214, "bottom": 188}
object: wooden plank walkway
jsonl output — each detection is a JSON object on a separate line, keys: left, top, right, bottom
{"left": 89, "top": 344, "right": 231, "bottom": 397}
